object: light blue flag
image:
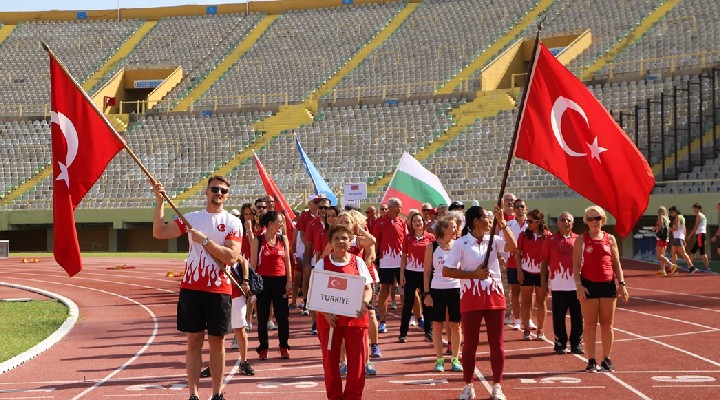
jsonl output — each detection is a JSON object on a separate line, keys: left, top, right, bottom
{"left": 294, "top": 133, "right": 338, "bottom": 206}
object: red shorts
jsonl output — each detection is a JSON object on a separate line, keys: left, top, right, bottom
{"left": 656, "top": 240, "right": 669, "bottom": 247}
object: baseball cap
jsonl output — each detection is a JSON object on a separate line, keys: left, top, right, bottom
{"left": 308, "top": 193, "right": 327, "bottom": 203}
{"left": 449, "top": 201, "right": 464, "bottom": 211}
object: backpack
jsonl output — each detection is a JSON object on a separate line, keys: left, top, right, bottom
{"left": 230, "top": 258, "right": 264, "bottom": 295}
{"left": 656, "top": 218, "right": 669, "bottom": 241}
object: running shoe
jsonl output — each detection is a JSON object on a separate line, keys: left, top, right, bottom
{"left": 240, "top": 360, "right": 255, "bottom": 376}
{"left": 535, "top": 330, "right": 546, "bottom": 341}
{"left": 459, "top": 383, "right": 476, "bottom": 400}
{"left": 425, "top": 332, "right": 434, "bottom": 342}
{"left": 310, "top": 322, "right": 318, "bottom": 335}
{"left": 570, "top": 344, "right": 584, "bottom": 355}
{"left": 267, "top": 321, "right": 278, "bottom": 330}
{"left": 450, "top": 358, "right": 463, "bottom": 372}
{"left": 409, "top": 316, "right": 417, "bottom": 327}
{"left": 189, "top": 396, "right": 200, "bottom": 400}
{"left": 257, "top": 349, "right": 268, "bottom": 360}
{"left": 553, "top": 341, "right": 568, "bottom": 354}
{"left": 657, "top": 269, "right": 667, "bottom": 276}
{"left": 370, "top": 343, "right": 382, "bottom": 358}
{"left": 491, "top": 383, "right": 506, "bottom": 400}
{"left": 512, "top": 320, "right": 522, "bottom": 330}
{"left": 670, "top": 264, "right": 678, "bottom": 274}
{"left": 301, "top": 309, "right": 310, "bottom": 316}
{"left": 418, "top": 317, "right": 425, "bottom": 329}
{"left": 378, "top": 321, "right": 387, "bottom": 333}
{"left": 505, "top": 316, "right": 514, "bottom": 326}
{"left": 433, "top": 358, "right": 445, "bottom": 372}
{"left": 280, "top": 348, "right": 290, "bottom": 359}
{"left": 200, "top": 367, "right": 211, "bottom": 378}
{"left": 523, "top": 331, "right": 532, "bottom": 341}
{"left": 585, "top": 358, "right": 599, "bottom": 372}
{"left": 247, "top": 323, "right": 253, "bottom": 331}
{"left": 366, "top": 362, "right": 377, "bottom": 375}
{"left": 601, "top": 357, "right": 614, "bottom": 372}
{"left": 390, "top": 300, "right": 398, "bottom": 310}
{"left": 339, "top": 362, "right": 347, "bottom": 376}
{"left": 688, "top": 266, "right": 697, "bottom": 274}
{"left": 529, "top": 320, "right": 537, "bottom": 330}
{"left": 210, "top": 393, "right": 225, "bottom": 400}
{"left": 230, "top": 336, "right": 239, "bottom": 349}
{"left": 398, "top": 336, "right": 408, "bottom": 343}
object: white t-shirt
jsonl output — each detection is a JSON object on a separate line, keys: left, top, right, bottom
{"left": 314, "top": 255, "right": 373, "bottom": 286}
{"left": 431, "top": 244, "right": 461, "bottom": 290}
{"left": 696, "top": 213, "right": 707, "bottom": 234}
{"left": 673, "top": 215, "right": 686, "bottom": 240}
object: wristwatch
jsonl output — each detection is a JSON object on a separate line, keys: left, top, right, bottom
{"left": 618, "top": 281, "right": 626, "bottom": 286}
{"left": 201, "top": 237, "right": 210, "bottom": 246}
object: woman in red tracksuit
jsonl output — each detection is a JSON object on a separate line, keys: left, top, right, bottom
{"left": 315, "top": 224, "right": 374, "bottom": 400}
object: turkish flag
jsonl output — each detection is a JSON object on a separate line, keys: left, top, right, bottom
{"left": 515, "top": 44, "right": 654, "bottom": 237}
{"left": 51, "top": 55, "right": 124, "bottom": 276}
{"left": 327, "top": 276, "right": 348, "bottom": 290}
{"left": 253, "top": 151, "right": 296, "bottom": 249}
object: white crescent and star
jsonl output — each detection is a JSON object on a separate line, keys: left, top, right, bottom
{"left": 51, "top": 111, "right": 79, "bottom": 188}
{"left": 329, "top": 278, "right": 340, "bottom": 287}
{"left": 550, "top": 96, "right": 608, "bottom": 162}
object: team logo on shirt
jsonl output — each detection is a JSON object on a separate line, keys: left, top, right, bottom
{"left": 586, "top": 246, "right": 594, "bottom": 253}
{"left": 217, "top": 224, "right": 226, "bottom": 232}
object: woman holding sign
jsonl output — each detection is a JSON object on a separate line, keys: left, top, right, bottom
{"left": 315, "top": 224, "right": 374, "bottom": 400}
{"left": 443, "top": 204, "right": 516, "bottom": 400}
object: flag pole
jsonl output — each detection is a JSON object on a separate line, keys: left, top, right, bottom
{"left": 42, "top": 43, "right": 245, "bottom": 293}
{"left": 480, "top": 12, "right": 546, "bottom": 268}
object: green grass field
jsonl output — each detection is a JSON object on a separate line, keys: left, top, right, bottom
{"left": 0, "top": 300, "right": 68, "bottom": 363}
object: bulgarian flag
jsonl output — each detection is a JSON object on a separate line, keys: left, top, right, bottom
{"left": 380, "top": 152, "right": 451, "bottom": 210}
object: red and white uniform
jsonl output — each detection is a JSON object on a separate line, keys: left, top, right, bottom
{"left": 306, "top": 219, "right": 329, "bottom": 267}
{"left": 349, "top": 237, "right": 377, "bottom": 283}
{"left": 295, "top": 210, "right": 317, "bottom": 259}
{"left": 175, "top": 210, "right": 242, "bottom": 295}
{"left": 256, "top": 234, "right": 287, "bottom": 277}
{"left": 366, "top": 216, "right": 379, "bottom": 235}
{"left": 444, "top": 233, "right": 506, "bottom": 312}
{"left": 372, "top": 215, "right": 408, "bottom": 269}
{"left": 431, "top": 244, "right": 461, "bottom": 289}
{"left": 517, "top": 231, "right": 550, "bottom": 273}
{"left": 580, "top": 232, "right": 614, "bottom": 283}
{"left": 503, "top": 219, "right": 526, "bottom": 269}
{"left": 541, "top": 232, "right": 578, "bottom": 291}
{"left": 402, "top": 231, "right": 435, "bottom": 272}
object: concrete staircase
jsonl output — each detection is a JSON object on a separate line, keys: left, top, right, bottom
{"left": 171, "top": 15, "right": 279, "bottom": 112}
{"left": 581, "top": 0, "right": 682, "bottom": 80}
{"left": 0, "top": 165, "right": 52, "bottom": 208}
{"left": 368, "top": 90, "right": 517, "bottom": 196}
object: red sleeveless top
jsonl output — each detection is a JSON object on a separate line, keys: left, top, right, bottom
{"left": 316, "top": 255, "right": 369, "bottom": 328}
{"left": 580, "top": 232, "right": 614, "bottom": 283}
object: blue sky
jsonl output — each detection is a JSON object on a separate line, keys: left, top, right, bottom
{"left": 1, "top": 1, "right": 255, "bottom": 12}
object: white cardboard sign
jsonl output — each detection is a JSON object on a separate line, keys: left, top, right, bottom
{"left": 306, "top": 269, "right": 366, "bottom": 317}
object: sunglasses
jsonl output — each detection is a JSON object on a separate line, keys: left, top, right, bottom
{"left": 528, "top": 219, "right": 539, "bottom": 223}
{"left": 318, "top": 206, "right": 329, "bottom": 210}
{"left": 380, "top": 209, "right": 388, "bottom": 212}
{"left": 559, "top": 218, "right": 573, "bottom": 223}
{"left": 209, "top": 187, "right": 229, "bottom": 194}
{"left": 256, "top": 205, "right": 267, "bottom": 209}
{"left": 514, "top": 204, "right": 526, "bottom": 209}
{"left": 586, "top": 215, "right": 602, "bottom": 221}
{"left": 422, "top": 209, "right": 431, "bottom": 212}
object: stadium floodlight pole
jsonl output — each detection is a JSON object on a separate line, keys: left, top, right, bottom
{"left": 479, "top": 11, "right": 546, "bottom": 269}
{"left": 41, "top": 42, "right": 245, "bottom": 294}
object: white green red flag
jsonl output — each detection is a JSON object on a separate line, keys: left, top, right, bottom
{"left": 380, "top": 152, "right": 451, "bottom": 210}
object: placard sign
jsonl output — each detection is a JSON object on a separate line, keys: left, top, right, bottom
{"left": 343, "top": 182, "right": 367, "bottom": 201}
{"left": 307, "top": 269, "right": 365, "bottom": 317}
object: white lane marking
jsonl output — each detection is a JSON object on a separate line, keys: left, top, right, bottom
{"left": 613, "top": 329, "right": 720, "bottom": 343}
{"left": 0, "top": 283, "right": 79, "bottom": 374}
{"left": 652, "top": 384, "right": 720, "bottom": 388}
{"left": 616, "top": 306, "right": 720, "bottom": 330}
{"left": 614, "top": 327, "right": 720, "bottom": 368}
{"left": 515, "top": 386, "right": 606, "bottom": 389}
{"left": 631, "top": 287, "right": 720, "bottom": 301}
{"left": 632, "top": 295, "right": 720, "bottom": 314}
{"left": 473, "top": 367, "right": 493, "bottom": 396}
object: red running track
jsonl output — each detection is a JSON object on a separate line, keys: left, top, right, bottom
{"left": 0, "top": 257, "right": 718, "bottom": 400}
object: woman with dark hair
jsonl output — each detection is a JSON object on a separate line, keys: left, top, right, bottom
{"left": 573, "top": 205, "right": 629, "bottom": 372}
{"left": 399, "top": 212, "right": 435, "bottom": 343}
{"left": 240, "top": 203, "right": 261, "bottom": 329}
{"left": 251, "top": 211, "right": 292, "bottom": 360}
{"left": 443, "top": 204, "right": 516, "bottom": 400}
{"left": 516, "top": 209, "right": 551, "bottom": 341}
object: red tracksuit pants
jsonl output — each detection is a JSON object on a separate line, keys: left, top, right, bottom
{"left": 317, "top": 325, "right": 368, "bottom": 400}
{"left": 461, "top": 309, "right": 505, "bottom": 384}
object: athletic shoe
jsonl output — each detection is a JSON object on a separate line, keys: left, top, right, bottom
{"left": 657, "top": 269, "right": 667, "bottom": 277}
{"left": 378, "top": 322, "right": 387, "bottom": 333}
{"left": 301, "top": 309, "right": 310, "bottom": 316}
{"left": 505, "top": 316, "right": 514, "bottom": 326}
{"left": 512, "top": 320, "right": 522, "bottom": 330}
{"left": 339, "top": 362, "right": 348, "bottom": 376}
{"left": 491, "top": 383, "right": 506, "bottom": 400}
{"left": 409, "top": 316, "right": 417, "bottom": 327}
{"left": 445, "top": 342, "right": 452, "bottom": 355}
{"left": 310, "top": 322, "right": 318, "bottom": 335}
{"left": 288, "top": 304, "right": 298, "bottom": 310}
{"left": 247, "top": 323, "right": 253, "bottom": 331}
{"left": 670, "top": 263, "right": 678, "bottom": 273}
{"left": 450, "top": 358, "right": 463, "bottom": 372}
{"left": 230, "top": 336, "right": 239, "bottom": 349}
{"left": 257, "top": 349, "right": 268, "bottom": 360}
{"left": 280, "top": 348, "right": 290, "bottom": 359}
{"left": 601, "top": 357, "right": 614, "bottom": 372}
{"left": 210, "top": 394, "right": 225, "bottom": 400}
{"left": 370, "top": 343, "right": 382, "bottom": 358}
{"left": 366, "top": 362, "right": 377, "bottom": 375}
{"left": 189, "top": 395, "right": 200, "bottom": 400}
{"left": 459, "top": 383, "right": 476, "bottom": 400}
{"left": 418, "top": 317, "right": 425, "bottom": 329}
{"left": 433, "top": 358, "right": 445, "bottom": 372}
{"left": 390, "top": 300, "right": 398, "bottom": 310}
{"left": 523, "top": 331, "right": 532, "bottom": 341}
{"left": 688, "top": 266, "right": 697, "bottom": 274}
{"left": 267, "top": 321, "right": 278, "bottom": 330}
{"left": 200, "top": 367, "right": 211, "bottom": 378}
{"left": 585, "top": 359, "right": 599, "bottom": 372}
{"left": 425, "top": 332, "right": 434, "bottom": 342}
{"left": 553, "top": 341, "right": 568, "bottom": 354}
{"left": 535, "top": 331, "right": 546, "bottom": 341}
{"left": 240, "top": 360, "right": 255, "bottom": 376}
{"left": 529, "top": 320, "right": 537, "bottom": 330}
{"left": 398, "top": 336, "right": 408, "bottom": 343}
{"left": 570, "top": 344, "right": 584, "bottom": 355}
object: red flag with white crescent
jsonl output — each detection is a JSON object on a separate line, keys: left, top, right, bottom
{"left": 51, "top": 54, "right": 124, "bottom": 276}
{"left": 253, "top": 152, "right": 296, "bottom": 248}
{"left": 514, "top": 44, "right": 654, "bottom": 237}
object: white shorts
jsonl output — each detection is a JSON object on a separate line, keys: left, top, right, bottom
{"left": 231, "top": 296, "right": 248, "bottom": 330}
{"left": 295, "top": 237, "right": 305, "bottom": 259}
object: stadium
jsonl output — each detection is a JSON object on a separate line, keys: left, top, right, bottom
{"left": 0, "top": 1, "right": 719, "bottom": 399}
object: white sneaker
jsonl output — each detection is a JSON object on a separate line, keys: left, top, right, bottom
{"left": 267, "top": 321, "right": 278, "bottom": 330}
{"left": 512, "top": 320, "right": 521, "bottom": 330}
{"left": 409, "top": 316, "right": 417, "bottom": 327}
{"left": 230, "top": 336, "right": 239, "bottom": 349}
{"left": 504, "top": 317, "right": 514, "bottom": 326}
{"left": 459, "top": 383, "right": 476, "bottom": 400}
{"left": 529, "top": 320, "right": 537, "bottom": 330}
{"left": 491, "top": 383, "right": 506, "bottom": 400}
